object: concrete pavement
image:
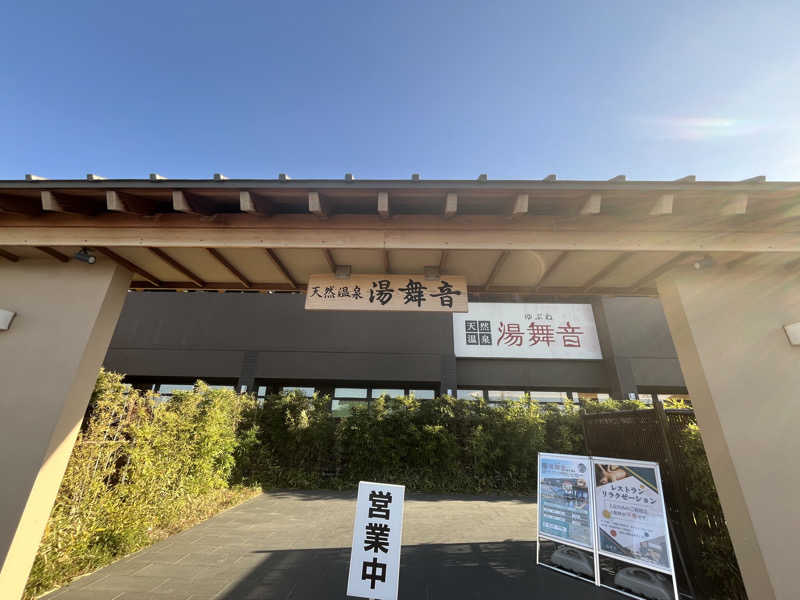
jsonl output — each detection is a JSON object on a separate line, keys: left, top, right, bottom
{"left": 40, "top": 490, "right": 618, "bottom": 599}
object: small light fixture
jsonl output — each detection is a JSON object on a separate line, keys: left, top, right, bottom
{"left": 74, "top": 247, "right": 97, "bottom": 264}
{"left": 335, "top": 265, "right": 352, "bottom": 279}
{"left": 0, "top": 309, "right": 16, "bottom": 331}
{"left": 693, "top": 254, "right": 714, "bottom": 270}
{"left": 784, "top": 322, "right": 800, "bottom": 346}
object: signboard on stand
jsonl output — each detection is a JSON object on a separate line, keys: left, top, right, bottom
{"left": 537, "top": 453, "right": 594, "bottom": 549}
{"left": 347, "top": 481, "right": 406, "bottom": 600}
{"left": 537, "top": 453, "right": 679, "bottom": 600}
{"left": 453, "top": 303, "right": 602, "bottom": 359}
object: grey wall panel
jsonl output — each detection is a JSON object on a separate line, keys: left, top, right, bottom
{"left": 630, "top": 358, "right": 685, "bottom": 388}
{"left": 254, "top": 351, "right": 442, "bottom": 382}
{"left": 600, "top": 297, "right": 678, "bottom": 358}
{"left": 104, "top": 349, "right": 244, "bottom": 379}
{"left": 106, "top": 292, "right": 683, "bottom": 393}
{"left": 109, "top": 292, "right": 452, "bottom": 354}
{"left": 455, "top": 359, "right": 610, "bottom": 389}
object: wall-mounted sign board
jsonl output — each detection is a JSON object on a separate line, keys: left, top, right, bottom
{"left": 305, "top": 274, "right": 468, "bottom": 312}
{"left": 347, "top": 481, "right": 406, "bottom": 600}
{"left": 453, "top": 303, "right": 602, "bottom": 359}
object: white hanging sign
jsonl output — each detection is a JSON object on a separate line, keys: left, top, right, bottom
{"left": 453, "top": 303, "right": 602, "bottom": 359}
{"left": 347, "top": 481, "right": 406, "bottom": 600}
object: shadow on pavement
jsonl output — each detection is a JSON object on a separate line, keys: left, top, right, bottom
{"left": 264, "top": 488, "right": 538, "bottom": 504}
{"left": 219, "top": 541, "right": 619, "bottom": 599}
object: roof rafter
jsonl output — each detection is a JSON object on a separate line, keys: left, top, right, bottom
{"left": 206, "top": 248, "right": 251, "bottom": 288}
{"left": 0, "top": 194, "right": 41, "bottom": 216}
{"left": 483, "top": 250, "right": 511, "bottom": 289}
{"left": 582, "top": 253, "right": 633, "bottom": 291}
{"left": 106, "top": 190, "right": 159, "bottom": 215}
{"left": 96, "top": 247, "right": 162, "bottom": 285}
{"left": 535, "top": 251, "right": 569, "bottom": 290}
{"left": 147, "top": 247, "right": 204, "bottom": 287}
{"left": 264, "top": 249, "right": 296, "bottom": 288}
{"left": 35, "top": 246, "right": 69, "bottom": 262}
{"left": 322, "top": 248, "right": 336, "bottom": 272}
{"left": 0, "top": 248, "right": 20, "bottom": 262}
{"left": 631, "top": 252, "right": 693, "bottom": 290}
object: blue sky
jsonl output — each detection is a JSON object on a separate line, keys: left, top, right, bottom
{"left": 2, "top": 1, "right": 799, "bottom": 181}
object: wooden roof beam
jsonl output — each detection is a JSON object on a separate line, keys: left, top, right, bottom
{"left": 535, "top": 251, "right": 570, "bottom": 290}
{"left": 443, "top": 193, "right": 457, "bottom": 219}
{"left": 483, "top": 250, "right": 511, "bottom": 290}
{"left": 264, "top": 249, "right": 296, "bottom": 288}
{"left": 721, "top": 193, "right": 748, "bottom": 216}
{"left": 383, "top": 249, "right": 391, "bottom": 273}
{"left": 147, "top": 247, "right": 204, "bottom": 287}
{"left": 130, "top": 281, "right": 302, "bottom": 291}
{"left": 239, "top": 191, "right": 273, "bottom": 216}
{"left": 96, "top": 247, "right": 162, "bottom": 285}
{"left": 726, "top": 253, "right": 759, "bottom": 269}
{"left": 377, "top": 192, "right": 390, "bottom": 219}
{"left": 309, "top": 192, "right": 329, "bottom": 219}
{"left": 507, "top": 194, "right": 528, "bottom": 219}
{"left": 439, "top": 250, "right": 448, "bottom": 271}
{"left": 206, "top": 248, "right": 251, "bottom": 288}
{"left": 744, "top": 196, "right": 800, "bottom": 228}
{"left": 632, "top": 252, "right": 693, "bottom": 290}
{"left": 35, "top": 246, "right": 69, "bottom": 262}
{"left": 322, "top": 248, "right": 336, "bottom": 272}
{"left": 649, "top": 194, "right": 674, "bottom": 216}
{"left": 582, "top": 253, "right": 633, "bottom": 291}
{"left": 41, "top": 191, "right": 96, "bottom": 215}
{"left": 106, "top": 190, "right": 158, "bottom": 216}
{"left": 580, "top": 193, "right": 602, "bottom": 215}
{"left": 0, "top": 194, "right": 41, "bottom": 216}
{"left": 172, "top": 190, "right": 214, "bottom": 216}
{"left": 0, "top": 248, "right": 20, "bottom": 262}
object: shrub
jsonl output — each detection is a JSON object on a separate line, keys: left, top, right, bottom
{"left": 25, "top": 371, "right": 258, "bottom": 599}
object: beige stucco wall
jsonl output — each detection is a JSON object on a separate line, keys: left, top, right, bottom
{"left": 0, "top": 259, "right": 130, "bottom": 599}
{"left": 658, "top": 265, "right": 800, "bottom": 600}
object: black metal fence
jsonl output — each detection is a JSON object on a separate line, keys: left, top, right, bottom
{"left": 581, "top": 403, "right": 747, "bottom": 600}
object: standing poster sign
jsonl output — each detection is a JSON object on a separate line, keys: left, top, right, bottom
{"left": 591, "top": 457, "right": 678, "bottom": 600}
{"left": 347, "top": 481, "right": 405, "bottom": 600}
{"left": 537, "top": 453, "right": 594, "bottom": 549}
{"left": 536, "top": 453, "right": 598, "bottom": 584}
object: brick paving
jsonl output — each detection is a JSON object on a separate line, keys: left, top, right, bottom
{"left": 41, "top": 490, "right": 618, "bottom": 599}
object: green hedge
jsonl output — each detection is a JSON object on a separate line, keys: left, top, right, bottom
{"left": 25, "top": 371, "right": 258, "bottom": 599}
{"left": 233, "top": 392, "right": 648, "bottom": 493}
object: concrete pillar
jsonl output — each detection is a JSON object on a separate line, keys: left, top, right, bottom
{"left": 657, "top": 264, "right": 800, "bottom": 600}
{"left": 0, "top": 259, "right": 131, "bottom": 599}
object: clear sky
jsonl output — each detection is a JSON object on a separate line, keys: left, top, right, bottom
{"left": 2, "top": 1, "right": 799, "bottom": 181}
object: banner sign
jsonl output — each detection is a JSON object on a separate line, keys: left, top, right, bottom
{"left": 537, "top": 453, "right": 594, "bottom": 549}
{"left": 592, "top": 458, "right": 672, "bottom": 573}
{"left": 453, "top": 303, "right": 602, "bottom": 359}
{"left": 306, "top": 274, "right": 468, "bottom": 312}
{"left": 347, "top": 481, "right": 406, "bottom": 600}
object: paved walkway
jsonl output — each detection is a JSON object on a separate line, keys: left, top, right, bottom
{"left": 41, "top": 490, "right": 618, "bottom": 599}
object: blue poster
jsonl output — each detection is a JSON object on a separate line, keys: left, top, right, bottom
{"left": 538, "top": 453, "right": 594, "bottom": 548}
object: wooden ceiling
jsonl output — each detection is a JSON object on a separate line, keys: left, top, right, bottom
{"left": 2, "top": 176, "right": 799, "bottom": 297}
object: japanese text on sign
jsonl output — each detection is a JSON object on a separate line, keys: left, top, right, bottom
{"left": 453, "top": 303, "right": 602, "bottom": 359}
{"left": 347, "top": 481, "right": 405, "bottom": 600}
{"left": 305, "top": 274, "right": 468, "bottom": 312}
